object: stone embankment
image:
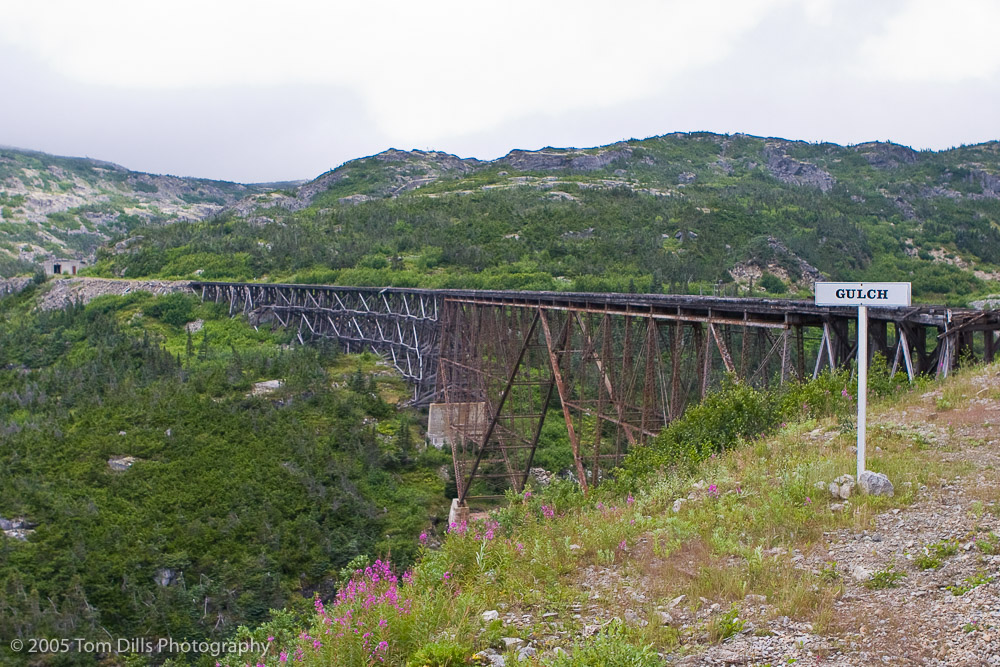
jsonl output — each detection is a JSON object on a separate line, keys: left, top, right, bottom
{"left": 0, "top": 276, "right": 194, "bottom": 309}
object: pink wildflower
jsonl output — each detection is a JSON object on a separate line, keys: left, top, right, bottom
{"left": 708, "top": 483, "right": 719, "bottom": 498}
{"left": 279, "top": 653, "right": 287, "bottom": 663}
{"left": 419, "top": 532, "right": 428, "bottom": 544}
{"left": 805, "top": 496, "right": 812, "bottom": 504}
{"left": 619, "top": 539, "right": 627, "bottom": 550}
{"left": 626, "top": 494, "right": 635, "bottom": 505}
{"left": 524, "top": 489, "right": 532, "bottom": 499}
{"left": 267, "top": 636, "right": 275, "bottom": 643}
{"left": 541, "top": 505, "right": 555, "bottom": 518}
{"left": 442, "top": 571, "right": 451, "bottom": 581}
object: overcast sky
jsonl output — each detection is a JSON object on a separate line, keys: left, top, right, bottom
{"left": 1, "top": 0, "right": 998, "bottom": 183}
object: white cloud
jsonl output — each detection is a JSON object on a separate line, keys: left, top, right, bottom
{"left": 858, "top": 0, "right": 1000, "bottom": 81}
{"left": 0, "top": 0, "right": 788, "bottom": 142}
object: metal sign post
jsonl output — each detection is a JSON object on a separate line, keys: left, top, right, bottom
{"left": 815, "top": 283, "right": 911, "bottom": 478}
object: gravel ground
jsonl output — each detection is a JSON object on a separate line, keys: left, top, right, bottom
{"left": 680, "top": 366, "right": 1000, "bottom": 666}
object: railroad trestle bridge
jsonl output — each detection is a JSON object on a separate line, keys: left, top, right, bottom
{"left": 193, "top": 282, "right": 1000, "bottom": 503}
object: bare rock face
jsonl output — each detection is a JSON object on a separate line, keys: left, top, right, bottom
{"left": 0, "top": 277, "right": 33, "bottom": 297}
{"left": 859, "top": 470, "right": 894, "bottom": 497}
{"left": 968, "top": 169, "right": 1000, "bottom": 199}
{"left": 853, "top": 142, "right": 919, "bottom": 169}
{"left": 764, "top": 148, "right": 835, "bottom": 192}
{"left": 500, "top": 147, "right": 632, "bottom": 172}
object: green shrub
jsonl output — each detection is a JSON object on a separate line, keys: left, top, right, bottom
{"left": 865, "top": 566, "right": 906, "bottom": 589}
{"left": 546, "top": 620, "right": 659, "bottom": 667}
{"left": 142, "top": 292, "right": 197, "bottom": 326}
{"left": 408, "top": 640, "right": 470, "bottom": 667}
{"left": 759, "top": 272, "right": 787, "bottom": 294}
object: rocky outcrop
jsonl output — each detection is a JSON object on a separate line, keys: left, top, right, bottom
{"left": 0, "top": 277, "right": 33, "bottom": 297}
{"left": 968, "top": 168, "right": 1000, "bottom": 199}
{"left": 1, "top": 516, "right": 36, "bottom": 541}
{"left": 499, "top": 147, "right": 631, "bottom": 172}
{"left": 764, "top": 147, "right": 835, "bottom": 192}
{"left": 854, "top": 142, "right": 919, "bottom": 169}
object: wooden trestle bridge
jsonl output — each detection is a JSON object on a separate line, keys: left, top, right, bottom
{"left": 192, "top": 282, "right": 1000, "bottom": 504}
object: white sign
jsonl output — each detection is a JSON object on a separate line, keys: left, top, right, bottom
{"left": 814, "top": 281, "right": 911, "bottom": 480}
{"left": 814, "top": 282, "right": 911, "bottom": 307}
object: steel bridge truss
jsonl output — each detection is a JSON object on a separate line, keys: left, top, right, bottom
{"left": 436, "top": 293, "right": 1000, "bottom": 503}
{"left": 196, "top": 282, "right": 442, "bottom": 403}
{"left": 191, "top": 282, "right": 999, "bottom": 502}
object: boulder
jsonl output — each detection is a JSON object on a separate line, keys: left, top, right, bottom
{"left": 859, "top": 471, "right": 894, "bottom": 497}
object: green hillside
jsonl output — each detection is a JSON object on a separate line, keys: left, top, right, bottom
{"left": 85, "top": 133, "right": 1000, "bottom": 304}
{"left": 0, "top": 284, "right": 449, "bottom": 657}
{"left": 0, "top": 146, "right": 293, "bottom": 270}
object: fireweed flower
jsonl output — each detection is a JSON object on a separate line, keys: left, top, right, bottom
{"left": 708, "top": 484, "right": 719, "bottom": 498}
{"left": 626, "top": 494, "right": 635, "bottom": 505}
{"left": 524, "top": 489, "right": 532, "bottom": 499}
{"left": 442, "top": 571, "right": 451, "bottom": 581}
{"left": 541, "top": 505, "right": 555, "bottom": 518}
{"left": 419, "top": 532, "right": 428, "bottom": 544}
{"left": 618, "top": 539, "right": 627, "bottom": 550}
{"left": 805, "top": 496, "right": 812, "bottom": 505}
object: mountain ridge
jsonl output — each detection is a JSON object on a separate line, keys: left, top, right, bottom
{"left": 4, "top": 132, "right": 1000, "bottom": 304}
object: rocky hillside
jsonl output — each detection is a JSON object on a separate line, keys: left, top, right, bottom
{"left": 8, "top": 133, "right": 1000, "bottom": 304}
{"left": 0, "top": 146, "right": 295, "bottom": 269}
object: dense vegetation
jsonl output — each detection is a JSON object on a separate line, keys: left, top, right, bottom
{"left": 0, "top": 284, "right": 450, "bottom": 663}
{"left": 85, "top": 133, "right": 1000, "bottom": 305}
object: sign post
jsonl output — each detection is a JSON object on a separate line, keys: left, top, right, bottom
{"left": 814, "top": 282, "right": 911, "bottom": 479}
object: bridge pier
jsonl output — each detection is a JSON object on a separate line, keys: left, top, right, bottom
{"left": 448, "top": 498, "right": 469, "bottom": 529}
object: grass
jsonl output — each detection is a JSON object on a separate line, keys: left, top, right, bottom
{"left": 218, "top": 361, "right": 998, "bottom": 667}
